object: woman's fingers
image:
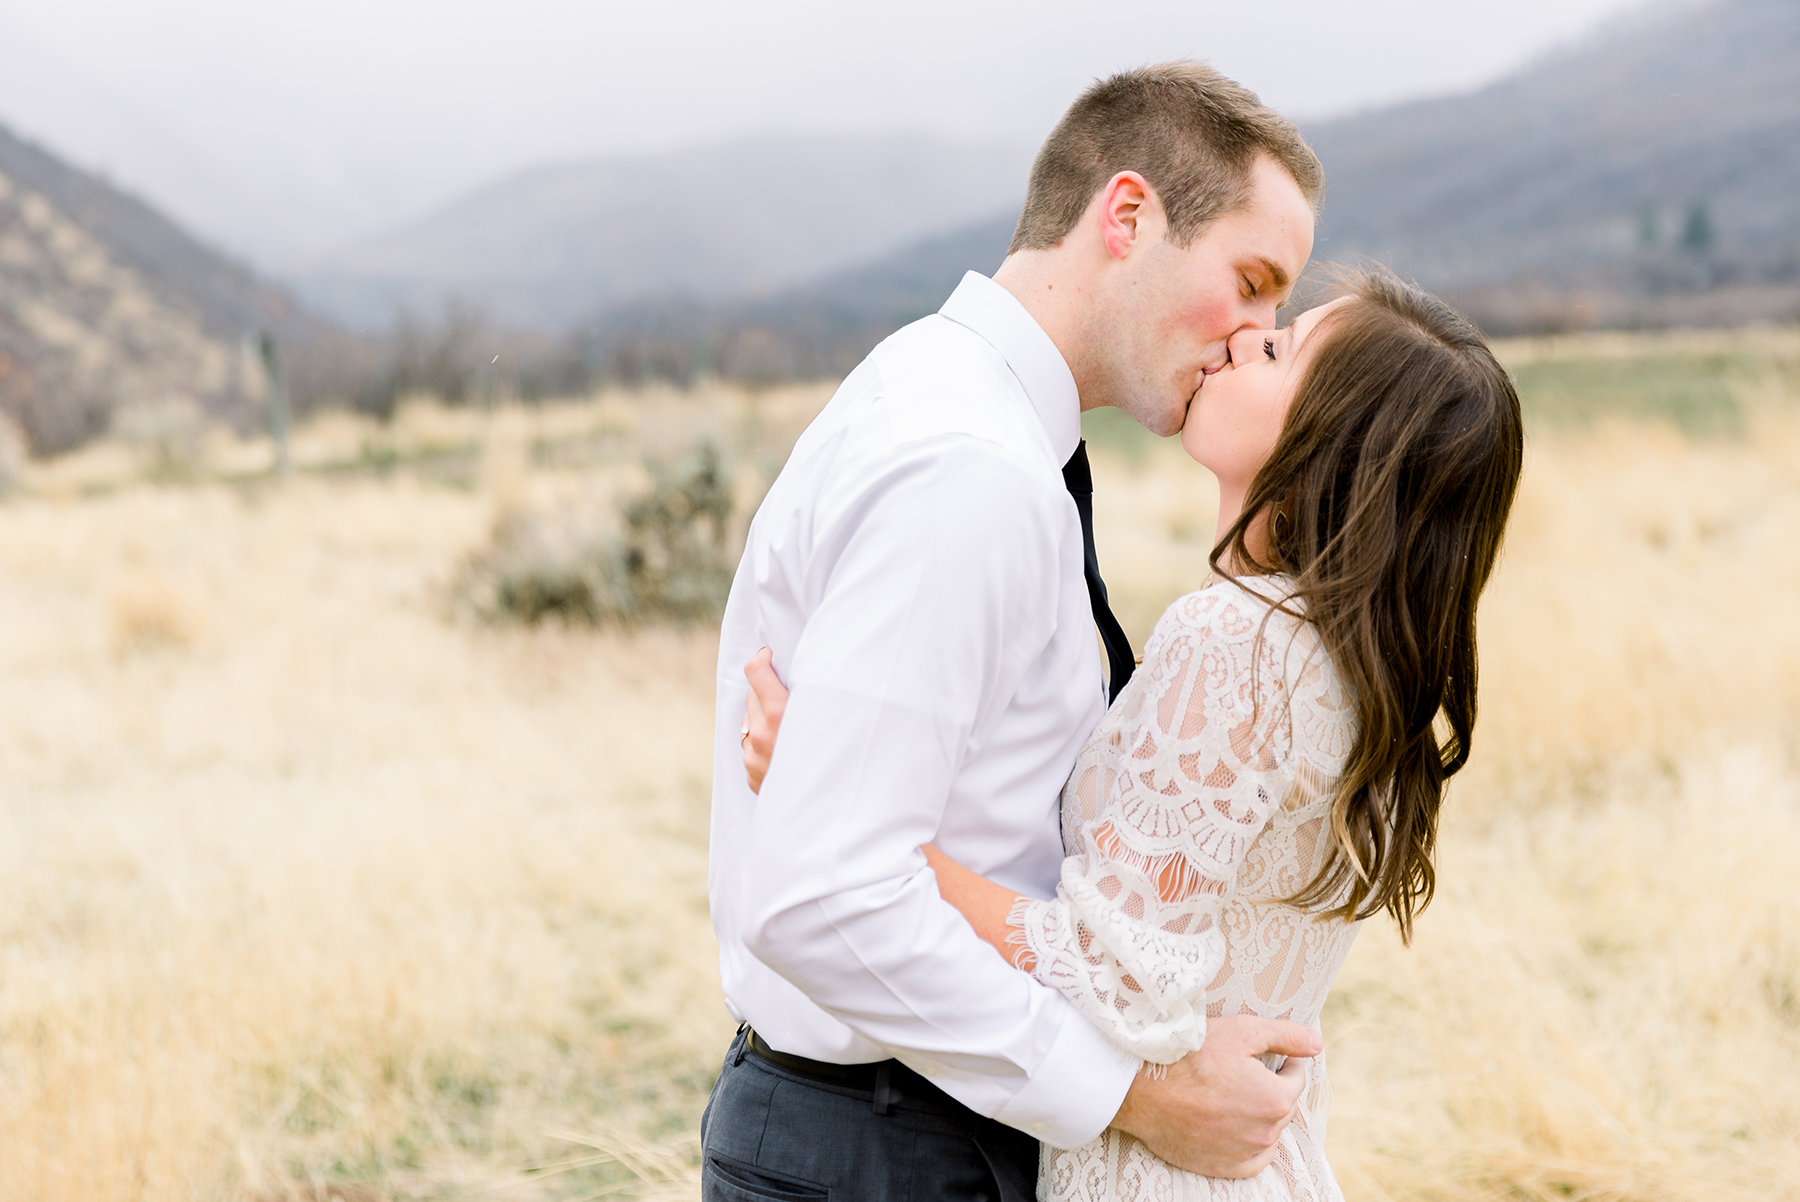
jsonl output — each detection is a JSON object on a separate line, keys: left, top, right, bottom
{"left": 743, "top": 691, "right": 770, "bottom": 794}
{"left": 745, "top": 648, "right": 789, "bottom": 725}
{"left": 741, "top": 648, "right": 788, "bottom": 794}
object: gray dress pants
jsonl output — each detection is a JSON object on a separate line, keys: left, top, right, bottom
{"left": 700, "top": 1027, "right": 1039, "bottom": 1202}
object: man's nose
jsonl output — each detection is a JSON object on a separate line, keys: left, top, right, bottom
{"left": 1247, "top": 292, "right": 1281, "bottom": 330}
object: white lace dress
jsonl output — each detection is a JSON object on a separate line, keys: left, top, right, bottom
{"left": 1012, "top": 577, "right": 1363, "bottom": 1202}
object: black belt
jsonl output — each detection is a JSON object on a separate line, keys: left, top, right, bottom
{"left": 746, "top": 1028, "right": 893, "bottom": 1088}
{"left": 734, "top": 1027, "right": 1039, "bottom": 1201}
{"left": 744, "top": 1027, "right": 906, "bottom": 1114}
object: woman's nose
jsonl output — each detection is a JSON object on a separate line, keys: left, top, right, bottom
{"left": 1226, "top": 327, "right": 1266, "bottom": 365}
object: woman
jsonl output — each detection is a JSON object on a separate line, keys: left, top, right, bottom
{"left": 741, "top": 269, "right": 1524, "bottom": 1200}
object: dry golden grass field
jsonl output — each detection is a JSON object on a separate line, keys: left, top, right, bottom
{"left": 2, "top": 328, "right": 1798, "bottom": 1201}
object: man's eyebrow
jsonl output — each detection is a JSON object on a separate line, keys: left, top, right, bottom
{"left": 1258, "top": 257, "right": 1292, "bottom": 293}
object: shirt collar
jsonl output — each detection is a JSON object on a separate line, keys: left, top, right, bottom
{"left": 939, "top": 271, "right": 1082, "bottom": 465}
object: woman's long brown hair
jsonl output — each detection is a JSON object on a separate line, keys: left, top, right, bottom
{"left": 1213, "top": 269, "right": 1524, "bottom": 944}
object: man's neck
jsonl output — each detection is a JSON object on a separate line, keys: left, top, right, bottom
{"left": 992, "top": 252, "right": 1104, "bottom": 412}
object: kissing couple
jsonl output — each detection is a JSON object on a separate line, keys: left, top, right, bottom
{"left": 702, "top": 61, "right": 1524, "bottom": 1202}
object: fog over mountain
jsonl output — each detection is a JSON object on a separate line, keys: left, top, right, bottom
{"left": 1304, "top": 0, "right": 1800, "bottom": 326}
{"left": 0, "top": 13, "right": 337, "bottom": 265}
{"left": 3, "top": 0, "right": 1795, "bottom": 449}
{"left": 295, "top": 135, "right": 1035, "bottom": 330}
{"left": 571, "top": 0, "right": 1797, "bottom": 379}
{"left": 264, "top": 0, "right": 1800, "bottom": 350}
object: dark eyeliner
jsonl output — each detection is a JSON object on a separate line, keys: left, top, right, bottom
{"left": 1263, "top": 337, "right": 1276, "bottom": 361}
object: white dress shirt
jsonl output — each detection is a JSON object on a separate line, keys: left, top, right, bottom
{"left": 708, "top": 271, "right": 1140, "bottom": 1149}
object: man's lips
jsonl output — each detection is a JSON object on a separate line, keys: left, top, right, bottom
{"left": 1187, "top": 357, "right": 1230, "bottom": 406}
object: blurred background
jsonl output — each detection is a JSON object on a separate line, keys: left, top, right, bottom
{"left": 1, "top": 1, "right": 1797, "bottom": 1199}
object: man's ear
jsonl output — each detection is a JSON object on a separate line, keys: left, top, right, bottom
{"left": 1099, "top": 171, "right": 1154, "bottom": 261}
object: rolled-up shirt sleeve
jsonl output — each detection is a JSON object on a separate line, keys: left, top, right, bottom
{"left": 737, "top": 434, "right": 1139, "bottom": 1147}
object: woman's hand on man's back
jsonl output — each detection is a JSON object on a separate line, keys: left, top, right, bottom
{"left": 742, "top": 648, "right": 786, "bottom": 794}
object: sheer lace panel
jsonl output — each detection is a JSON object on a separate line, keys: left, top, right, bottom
{"left": 1016, "top": 580, "right": 1365, "bottom": 1202}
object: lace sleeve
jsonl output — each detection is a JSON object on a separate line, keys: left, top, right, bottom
{"left": 1010, "top": 585, "right": 1302, "bottom": 1064}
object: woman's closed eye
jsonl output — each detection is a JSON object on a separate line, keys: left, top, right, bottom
{"left": 1264, "top": 337, "right": 1276, "bottom": 361}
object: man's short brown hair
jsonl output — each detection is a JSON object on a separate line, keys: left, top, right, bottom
{"left": 1010, "top": 61, "right": 1324, "bottom": 253}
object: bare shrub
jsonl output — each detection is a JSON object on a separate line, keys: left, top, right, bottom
{"left": 457, "top": 443, "right": 734, "bottom": 625}
{"left": 111, "top": 398, "right": 206, "bottom": 479}
{"left": 107, "top": 574, "right": 201, "bottom": 655}
{"left": 0, "top": 411, "right": 25, "bottom": 498}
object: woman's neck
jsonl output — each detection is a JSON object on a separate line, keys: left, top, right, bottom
{"left": 1212, "top": 479, "right": 1272, "bottom": 577}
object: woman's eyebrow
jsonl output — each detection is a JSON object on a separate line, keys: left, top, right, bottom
{"left": 1287, "top": 316, "right": 1315, "bottom": 352}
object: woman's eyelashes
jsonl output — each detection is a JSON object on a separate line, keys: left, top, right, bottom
{"left": 1263, "top": 338, "right": 1276, "bottom": 361}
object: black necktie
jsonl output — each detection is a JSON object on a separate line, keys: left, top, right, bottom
{"left": 1062, "top": 440, "right": 1135, "bottom": 703}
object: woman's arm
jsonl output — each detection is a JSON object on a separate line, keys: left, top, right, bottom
{"left": 743, "top": 650, "right": 1032, "bottom": 966}
{"left": 744, "top": 588, "right": 1296, "bottom": 1067}
{"left": 920, "top": 844, "right": 1037, "bottom": 971}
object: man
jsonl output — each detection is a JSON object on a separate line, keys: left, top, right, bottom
{"left": 705, "top": 61, "right": 1325, "bottom": 1201}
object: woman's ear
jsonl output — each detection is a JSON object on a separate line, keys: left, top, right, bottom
{"left": 1272, "top": 482, "right": 1305, "bottom": 564}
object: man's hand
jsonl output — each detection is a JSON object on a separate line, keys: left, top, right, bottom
{"left": 1110, "top": 1015, "right": 1322, "bottom": 1178}
{"left": 745, "top": 647, "right": 1315, "bottom": 1177}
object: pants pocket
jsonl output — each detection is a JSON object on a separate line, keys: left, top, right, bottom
{"left": 702, "top": 1155, "right": 830, "bottom": 1202}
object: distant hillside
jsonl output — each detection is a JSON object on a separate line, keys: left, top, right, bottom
{"left": 567, "top": 0, "right": 1798, "bottom": 384}
{"left": 0, "top": 122, "right": 323, "bottom": 452}
{"left": 570, "top": 211, "right": 1020, "bottom": 384}
{"left": 1305, "top": 0, "right": 1800, "bottom": 330}
{"left": 14, "top": 0, "right": 1785, "bottom": 442}
{"left": 294, "top": 134, "right": 1033, "bottom": 330}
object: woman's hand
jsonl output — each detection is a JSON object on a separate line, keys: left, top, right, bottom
{"left": 741, "top": 648, "right": 788, "bottom": 794}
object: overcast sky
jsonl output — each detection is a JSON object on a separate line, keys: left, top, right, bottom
{"left": 0, "top": 0, "right": 1658, "bottom": 263}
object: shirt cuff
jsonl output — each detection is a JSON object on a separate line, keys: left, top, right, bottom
{"left": 992, "top": 1002, "right": 1141, "bottom": 1150}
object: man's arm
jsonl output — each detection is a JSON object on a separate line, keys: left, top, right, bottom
{"left": 923, "top": 847, "right": 1321, "bottom": 1178}
{"left": 736, "top": 437, "right": 1138, "bottom": 1147}
{"left": 745, "top": 607, "right": 1324, "bottom": 1178}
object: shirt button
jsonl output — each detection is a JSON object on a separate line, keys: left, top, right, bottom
{"left": 1029, "top": 1121, "right": 1049, "bottom": 1136}
{"left": 917, "top": 1059, "right": 941, "bottom": 1075}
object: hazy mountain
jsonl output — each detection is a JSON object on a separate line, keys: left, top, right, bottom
{"left": 0, "top": 122, "right": 321, "bottom": 452}
{"left": 0, "top": 14, "right": 338, "bottom": 266}
{"left": 1304, "top": 0, "right": 1800, "bottom": 327}
{"left": 295, "top": 134, "right": 1034, "bottom": 330}
{"left": 568, "top": 211, "right": 1020, "bottom": 384}
{"left": 577, "top": 0, "right": 1796, "bottom": 379}
{"left": 7, "top": 0, "right": 1793, "bottom": 449}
